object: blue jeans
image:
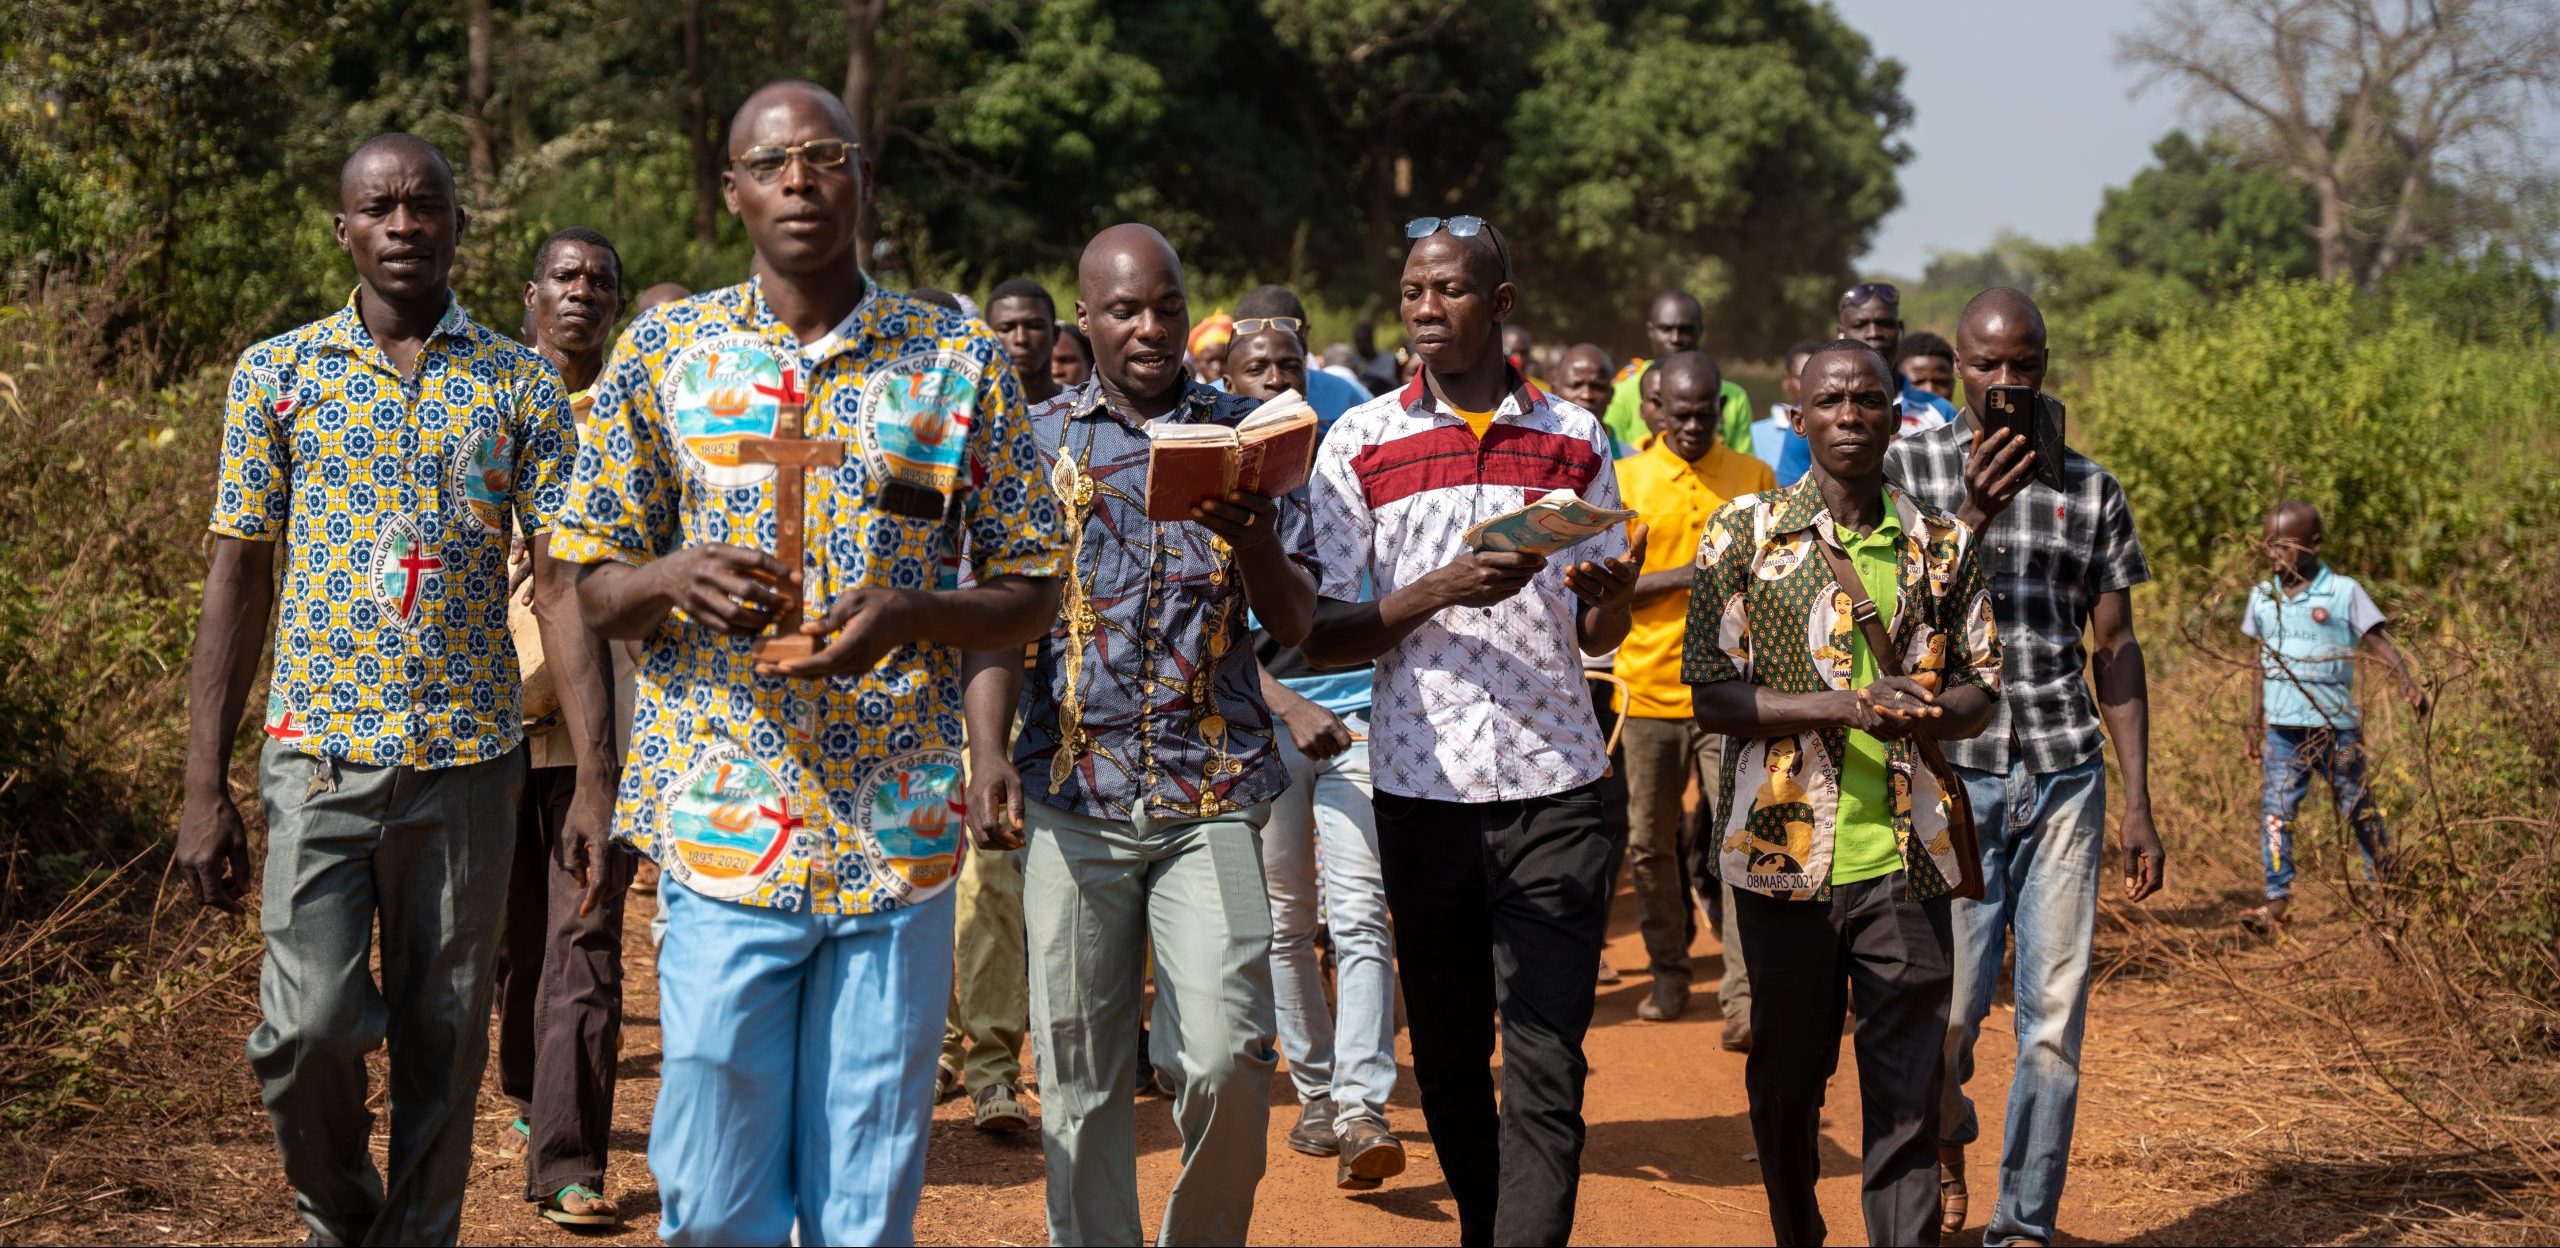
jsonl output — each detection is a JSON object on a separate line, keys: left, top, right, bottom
{"left": 1942, "top": 756, "right": 2106, "bottom": 1247}
{"left": 1263, "top": 712, "right": 1397, "bottom": 1126}
{"left": 650, "top": 882, "right": 955, "bottom": 1246}
{"left": 2261, "top": 725, "right": 2389, "bottom": 899}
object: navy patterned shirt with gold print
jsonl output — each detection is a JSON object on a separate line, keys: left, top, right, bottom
{"left": 1013, "top": 377, "right": 1319, "bottom": 821}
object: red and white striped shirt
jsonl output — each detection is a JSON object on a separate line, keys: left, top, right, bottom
{"left": 1312, "top": 373, "right": 1628, "bottom": 803}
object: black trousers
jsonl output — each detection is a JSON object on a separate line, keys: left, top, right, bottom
{"left": 1374, "top": 782, "right": 1624, "bottom": 1248}
{"left": 493, "top": 765, "right": 636, "bottom": 1200}
{"left": 1733, "top": 874, "right": 1953, "bottom": 1248}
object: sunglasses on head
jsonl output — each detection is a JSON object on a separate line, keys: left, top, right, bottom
{"left": 1840, "top": 281, "right": 1900, "bottom": 307}
{"left": 1231, "top": 316, "right": 1304, "bottom": 338}
{"left": 733, "top": 138, "right": 858, "bottom": 183}
{"left": 1404, "top": 215, "right": 1512, "bottom": 281}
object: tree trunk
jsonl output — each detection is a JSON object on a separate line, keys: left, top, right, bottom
{"left": 2309, "top": 170, "right": 2351, "bottom": 284}
{"left": 842, "top": 0, "right": 884, "bottom": 273}
{"left": 2366, "top": 158, "right": 2432, "bottom": 285}
{"left": 683, "top": 0, "right": 719, "bottom": 249}
{"left": 461, "top": 0, "right": 497, "bottom": 187}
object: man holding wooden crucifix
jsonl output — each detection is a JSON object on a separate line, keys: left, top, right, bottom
{"left": 555, "top": 79, "right": 1063, "bottom": 1245}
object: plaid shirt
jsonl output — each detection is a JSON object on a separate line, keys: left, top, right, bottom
{"left": 1886, "top": 418, "right": 2149, "bottom": 774}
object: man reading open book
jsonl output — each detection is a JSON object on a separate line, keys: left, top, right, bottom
{"left": 964, "top": 223, "right": 1317, "bottom": 1246}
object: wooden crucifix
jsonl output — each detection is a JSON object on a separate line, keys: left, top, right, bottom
{"left": 734, "top": 369, "right": 843, "bottom": 662}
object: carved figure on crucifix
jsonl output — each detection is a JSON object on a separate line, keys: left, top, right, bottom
{"left": 735, "top": 365, "right": 844, "bottom": 662}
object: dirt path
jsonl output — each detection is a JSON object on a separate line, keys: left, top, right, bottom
{"left": 9, "top": 877, "right": 2199, "bottom": 1246}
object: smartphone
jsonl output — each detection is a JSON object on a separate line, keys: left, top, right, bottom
{"left": 1981, "top": 385, "right": 2066, "bottom": 493}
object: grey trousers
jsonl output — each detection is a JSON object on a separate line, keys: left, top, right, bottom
{"left": 246, "top": 740, "right": 524, "bottom": 1247}
{"left": 1619, "top": 716, "right": 1715, "bottom": 989}
{"left": 1023, "top": 798, "right": 1277, "bottom": 1247}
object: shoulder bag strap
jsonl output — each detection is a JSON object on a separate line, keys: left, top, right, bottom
{"left": 1811, "top": 522, "right": 1986, "bottom": 900}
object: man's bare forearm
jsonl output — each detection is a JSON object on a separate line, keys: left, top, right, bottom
{"left": 1300, "top": 581, "right": 1452, "bottom": 669}
{"left": 532, "top": 536, "right": 618, "bottom": 778}
{"left": 1235, "top": 545, "right": 1315, "bottom": 647}
{"left": 1578, "top": 600, "right": 1632, "bottom": 655}
{"left": 184, "top": 537, "right": 277, "bottom": 799}
{"left": 961, "top": 645, "right": 1027, "bottom": 764}
{"left": 575, "top": 559, "right": 676, "bottom": 640}
{"left": 1691, "top": 681, "right": 1853, "bottom": 737}
{"left": 2093, "top": 632, "right": 2153, "bottom": 817}
{"left": 917, "top": 575, "right": 1061, "bottom": 653}
{"left": 1632, "top": 568, "right": 1691, "bottom": 604}
{"left": 1919, "top": 685, "right": 1995, "bottom": 741}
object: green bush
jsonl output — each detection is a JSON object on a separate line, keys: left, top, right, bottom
{"left": 2079, "top": 278, "right": 2560, "bottom": 584}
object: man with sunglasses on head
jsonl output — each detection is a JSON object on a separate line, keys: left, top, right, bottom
{"left": 1601, "top": 290, "right": 1753, "bottom": 461}
{"left": 555, "top": 80, "right": 1064, "bottom": 1244}
{"left": 1227, "top": 284, "right": 1369, "bottom": 428}
{"left": 1303, "top": 214, "right": 1644, "bottom": 1247}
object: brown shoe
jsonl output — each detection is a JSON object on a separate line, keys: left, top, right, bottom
{"left": 1939, "top": 1145, "right": 1968, "bottom": 1236}
{"left": 1636, "top": 978, "right": 1690, "bottom": 1021}
{"left": 1720, "top": 1016, "right": 1752, "bottom": 1052}
{"left": 1335, "top": 1116, "right": 1407, "bottom": 1191}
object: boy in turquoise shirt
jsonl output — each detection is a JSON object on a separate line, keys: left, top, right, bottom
{"left": 2240, "top": 501, "right": 2428, "bottom": 932}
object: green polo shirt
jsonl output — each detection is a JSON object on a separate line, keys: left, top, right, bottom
{"left": 1832, "top": 509, "right": 1904, "bottom": 885}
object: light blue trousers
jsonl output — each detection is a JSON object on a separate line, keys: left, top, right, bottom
{"left": 1262, "top": 715, "right": 1398, "bottom": 1126}
{"left": 651, "top": 881, "right": 955, "bottom": 1247}
{"left": 1943, "top": 756, "right": 2107, "bottom": 1247}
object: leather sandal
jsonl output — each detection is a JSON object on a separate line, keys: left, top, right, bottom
{"left": 1938, "top": 1145, "right": 1968, "bottom": 1236}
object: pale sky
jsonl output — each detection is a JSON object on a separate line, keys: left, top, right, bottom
{"left": 1833, "top": 1, "right": 2188, "bottom": 279}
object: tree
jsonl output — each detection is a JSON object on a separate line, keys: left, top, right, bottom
{"left": 1502, "top": 0, "right": 1910, "bottom": 353}
{"left": 2093, "top": 131, "right": 2316, "bottom": 296}
{"left": 2120, "top": 0, "right": 2560, "bottom": 286}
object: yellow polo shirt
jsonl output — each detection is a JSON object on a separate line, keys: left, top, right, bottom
{"left": 1613, "top": 440, "right": 1775, "bottom": 718}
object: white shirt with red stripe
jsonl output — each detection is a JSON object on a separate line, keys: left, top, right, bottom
{"left": 1312, "top": 372, "right": 1629, "bottom": 804}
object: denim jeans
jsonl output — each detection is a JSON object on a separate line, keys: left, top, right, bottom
{"left": 1941, "top": 756, "right": 2106, "bottom": 1247}
{"left": 1263, "top": 712, "right": 1398, "bottom": 1126}
{"left": 2260, "top": 725, "right": 2389, "bottom": 899}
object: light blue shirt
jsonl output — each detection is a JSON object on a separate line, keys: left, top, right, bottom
{"left": 2243, "top": 565, "right": 2386, "bottom": 728}
{"left": 1750, "top": 415, "right": 1793, "bottom": 478}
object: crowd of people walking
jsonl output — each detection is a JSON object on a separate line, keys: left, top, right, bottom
{"left": 169, "top": 76, "right": 2419, "bottom": 1248}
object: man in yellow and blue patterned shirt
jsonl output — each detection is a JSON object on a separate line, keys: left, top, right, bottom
{"left": 557, "top": 81, "right": 1062, "bottom": 1246}
{"left": 175, "top": 133, "right": 616, "bottom": 1248}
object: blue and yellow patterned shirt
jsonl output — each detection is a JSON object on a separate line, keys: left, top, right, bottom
{"left": 211, "top": 290, "right": 574, "bottom": 769}
{"left": 554, "top": 279, "right": 1062, "bottom": 915}
{"left": 1013, "top": 378, "right": 1318, "bottom": 822}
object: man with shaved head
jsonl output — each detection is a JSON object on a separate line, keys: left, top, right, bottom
{"left": 1886, "top": 286, "right": 2165, "bottom": 1245}
{"left": 179, "top": 132, "right": 613, "bottom": 1245}
{"left": 1692, "top": 338, "right": 2000, "bottom": 1247}
{"left": 1302, "top": 215, "right": 1643, "bottom": 1245}
{"left": 558, "top": 79, "right": 1064, "bottom": 1243}
{"left": 965, "top": 222, "right": 1318, "bottom": 1244}
{"left": 1601, "top": 290, "right": 1755, "bottom": 461}
{"left": 1610, "top": 351, "right": 1773, "bottom": 1034}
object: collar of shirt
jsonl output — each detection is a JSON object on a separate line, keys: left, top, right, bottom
{"left": 315, "top": 288, "right": 474, "bottom": 369}
{"left": 1763, "top": 475, "right": 1923, "bottom": 545}
{"left": 2266, "top": 562, "right": 2332, "bottom": 601}
{"left": 1065, "top": 372, "right": 1227, "bottom": 430}
{"left": 1398, "top": 364, "right": 1547, "bottom": 426}
{"left": 733, "top": 273, "right": 888, "bottom": 374}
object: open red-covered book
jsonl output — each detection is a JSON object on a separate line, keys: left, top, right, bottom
{"left": 1142, "top": 389, "right": 1320, "bottom": 521}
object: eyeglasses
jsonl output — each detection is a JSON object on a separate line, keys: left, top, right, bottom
{"left": 1840, "top": 282, "right": 1900, "bottom": 307}
{"left": 733, "top": 139, "right": 859, "bottom": 183}
{"left": 1404, "top": 215, "right": 1512, "bottom": 281}
{"left": 1231, "top": 316, "right": 1304, "bottom": 337}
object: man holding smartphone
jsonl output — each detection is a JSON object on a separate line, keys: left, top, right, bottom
{"left": 1884, "top": 287, "right": 2166, "bottom": 1246}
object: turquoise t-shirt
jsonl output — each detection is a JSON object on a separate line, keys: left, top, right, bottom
{"left": 1832, "top": 510, "right": 1904, "bottom": 886}
{"left": 2243, "top": 564, "right": 2385, "bottom": 728}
